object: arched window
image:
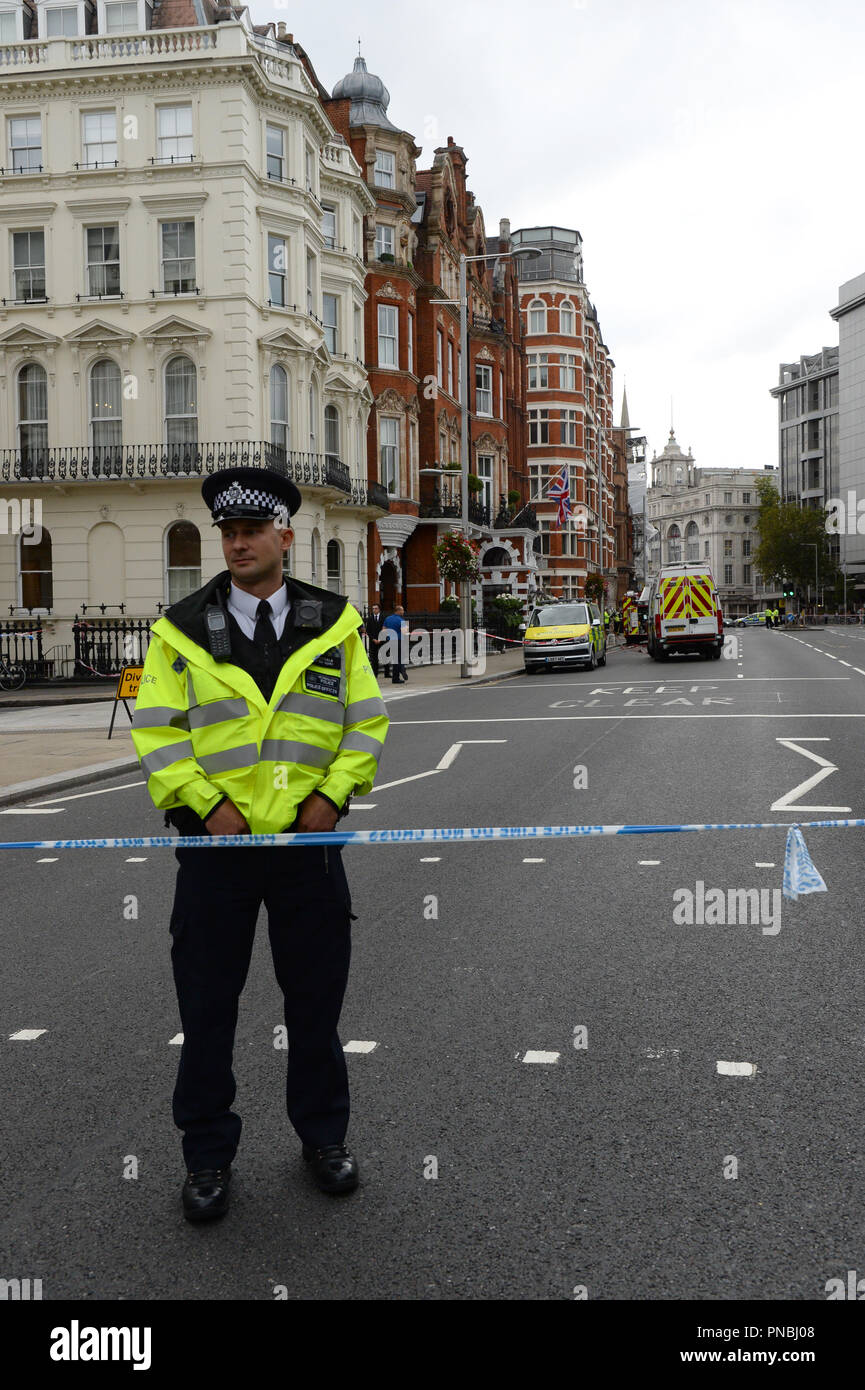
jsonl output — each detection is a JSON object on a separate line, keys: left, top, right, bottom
{"left": 309, "top": 379, "right": 319, "bottom": 454}
{"left": 270, "top": 364, "right": 289, "bottom": 456}
{"left": 667, "top": 523, "right": 682, "bottom": 565}
{"left": 324, "top": 403, "right": 340, "bottom": 460}
{"left": 165, "top": 520, "right": 201, "bottom": 604}
{"left": 17, "top": 362, "right": 48, "bottom": 474}
{"left": 356, "top": 541, "right": 365, "bottom": 606}
{"left": 310, "top": 528, "right": 321, "bottom": 583}
{"left": 559, "top": 300, "right": 575, "bottom": 335}
{"left": 164, "top": 356, "right": 197, "bottom": 446}
{"left": 19, "top": 528, "right": 52, "bottom": 610}
{"left": 327, "top": 538, "right": 342, "bottom": 592}
{"left": 528, "top": 299, "right": 546, "bottom": 334}
{"left": 685, "top": 520, "right": 700, "bottom": 562}
{"left": 89, "top": 358, "right": 122, "bottom": 473}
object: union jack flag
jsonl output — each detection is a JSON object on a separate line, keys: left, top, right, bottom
{"left": 547, "top": 468, "right": 573, "bottom": 528}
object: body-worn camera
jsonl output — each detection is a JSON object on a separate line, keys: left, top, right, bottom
{"left": 294, "top": 599, "right": 323, "bottom": 628}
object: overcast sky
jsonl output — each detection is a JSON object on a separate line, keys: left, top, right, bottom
{"left": 282, "top": 0, "right": 861, "bottom": 476}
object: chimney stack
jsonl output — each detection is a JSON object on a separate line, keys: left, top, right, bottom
{"left": 499, "top": 217, "right": 510, "bottom": 241}
{"left": 276, "top": 21, "right": 286, "bottom": 38}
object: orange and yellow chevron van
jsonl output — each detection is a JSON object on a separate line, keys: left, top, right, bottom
{"left": 647, "top": 563, "right": 723, "bottom": 661}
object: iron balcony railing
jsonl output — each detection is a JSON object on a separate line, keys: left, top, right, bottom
{"left": 366, "top": 481, "right": 391, "bottom": 510}
{"left": 418, "top": 481, "right": 490, "bottom": 528}
{"left": 1, "top": 442, "right": 360, "bottom": 493}
{"left": 491, "top": 502, "right": 538, "bottom": 532}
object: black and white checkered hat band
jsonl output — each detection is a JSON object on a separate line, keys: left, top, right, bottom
{"left": 212, "top": 484, "right": 286, "bottom": 517}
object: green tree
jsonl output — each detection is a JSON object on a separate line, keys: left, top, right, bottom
{"left": 753, "top": 478, "right": 837, "bottom": 598}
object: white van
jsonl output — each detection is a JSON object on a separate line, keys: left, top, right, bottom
{"left": 647, "top": 563, "right": 723, "bottom": 660}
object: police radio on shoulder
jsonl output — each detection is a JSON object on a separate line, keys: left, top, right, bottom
{"left": 204, "top": 605, "right": 232, "bottom": 661}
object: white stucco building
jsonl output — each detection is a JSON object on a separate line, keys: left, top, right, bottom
{"left": 0, "top": 3, "right": 385, "bottom": 674}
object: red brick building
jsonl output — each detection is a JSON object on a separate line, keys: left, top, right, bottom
{"left": 512, "top": 227, "right": 617, "bottom": 608}
{"left": 330, "top": 55, "right": 539, "bottom": 616}
{"left": 610, "top": 423, "right": 636, "bottom": 604}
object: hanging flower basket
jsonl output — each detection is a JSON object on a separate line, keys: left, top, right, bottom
{"left": 434, "top": 530, "right": 482, "bottom": 582}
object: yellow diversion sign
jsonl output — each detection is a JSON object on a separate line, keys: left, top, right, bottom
{"left": 115, "top": 665, "right": 143, "bottom": 700}
{"left": 108, "top": 664, "right": 144, "bottom": 739}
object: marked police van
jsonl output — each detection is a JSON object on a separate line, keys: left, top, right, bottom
{"left": 646, "top": 563, "right": 723, "bottom": 660}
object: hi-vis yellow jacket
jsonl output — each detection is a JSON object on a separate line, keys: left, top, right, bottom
{"left": 130, "top": 574, "right": 389, "bottom": 836}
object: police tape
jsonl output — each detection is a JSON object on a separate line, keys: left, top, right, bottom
{"left": 0, "top": 819, "right": 845, "bottom": 899}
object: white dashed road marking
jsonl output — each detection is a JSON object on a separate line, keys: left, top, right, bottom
{"left": 523, "top": 1050, "right": 560, "bottom": 1064}
{"left": 36, "top": 857, "right": 58, "bottom": 863}
{"left": 125, "top": 857, "right": 147, "bottom": 863}
{"left": 420, "top": 856, "right": 441, "bottom": 862}
{"left": 344, "top": 1040, "right": 378, "bottom": 1053}
{"left": 523, "top": 857, "right": 545, "bottom": 863}
{"left": 169, "top": 1033, "right": 184, "bottom": 1045}
{"left": 28, "top": 781, "right": 144, "bottom": 806}
{"left": 717, "top": 1060, "right": 756, "bottom": 1076}
{"left": 755, "top": 861, "right": 775, "bottom": 868}
{"left": 639, "top": 859, "right": 661, "bottom": 865}
{"left": 9, "top": 1029, "right": 47, "bottom": 1041}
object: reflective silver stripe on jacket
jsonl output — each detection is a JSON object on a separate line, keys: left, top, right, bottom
{"left": 188, "top": 698, "right": 249, "bottom": 730}
{"left": 132, "top": 705, "right": 190, "bottom": 731}
{"left": 259, "top": 739, "right": 335, "bottom": 769}
{"left": 339, "top": 730, "right": 383, "bottom": 761}
{"left": 141, "top": 739, "right": 195, "bottom": 776}
{"left": 338, "top": 645, "right": 347, "bottom": 706}
{"left": 276, "top": 692, "right": 344, "bottom": 725}
{"left": 186, "top": 670, "right": 199, "bottom": 709}
{"left": 343, "top": 696, "right": 387, "bottom": 725}
{"left": 196, "top": 743, "right": 260, "bottom": 775}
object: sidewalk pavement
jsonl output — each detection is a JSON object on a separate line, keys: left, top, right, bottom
{"left": 0, "top": 649, "right": 526, "bottom": 806}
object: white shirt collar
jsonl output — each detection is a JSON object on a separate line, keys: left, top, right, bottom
{"left": 229, "top": 580, "right": 289, "bottom": 621}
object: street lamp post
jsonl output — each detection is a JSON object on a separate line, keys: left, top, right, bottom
{"left": 805, "top": 542, "right": 819, "bottom": 621}
{"left": 442, "top": 244, "right": 541, "bottom": 676}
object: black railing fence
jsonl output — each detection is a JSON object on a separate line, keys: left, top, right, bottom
{"left": 0, "top": 618, "right": 53, "bottom": 677}
{"left": 72, "top": 617, "right": 153, "bottom": 678}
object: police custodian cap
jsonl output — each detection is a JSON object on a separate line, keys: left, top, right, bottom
{"left": 201, "top": 466, "right": 302, "bottom": 525}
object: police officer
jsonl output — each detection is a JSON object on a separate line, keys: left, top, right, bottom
{"left": 131, "top": 467, "right": 388, "bottom": 1222}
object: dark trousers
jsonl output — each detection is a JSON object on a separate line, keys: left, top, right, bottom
{"left": 169, "top": 841, "right": 354, "bottom": 1171}
{"left": 369, "top": 640, "right": 379, "bottom": 677}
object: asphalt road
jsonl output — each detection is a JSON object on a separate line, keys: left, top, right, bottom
{"left": 2, "top": 627, "right": 865, "bottom": 1300}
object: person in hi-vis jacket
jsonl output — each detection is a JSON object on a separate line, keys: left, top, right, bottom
{"left": 131, "top": 466, "right": 388, "bottom": 1222}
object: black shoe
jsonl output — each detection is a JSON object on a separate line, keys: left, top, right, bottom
{"left": 302, "top": 1143, "right": 359, "bottom": 1194}
{"left": 182, "top": 1167, "right": 231, "bottom": 1222}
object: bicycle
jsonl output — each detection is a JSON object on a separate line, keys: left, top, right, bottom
{"left": 0, "top": 657, "right": 27, "bottom": 692}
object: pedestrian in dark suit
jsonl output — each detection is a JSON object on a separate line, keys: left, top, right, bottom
{"left": 364, "top": 604, "right": 385, "bottom": 678}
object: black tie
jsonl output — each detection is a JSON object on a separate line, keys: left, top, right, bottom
{"left": 254, "top": 598, "right": 277, "bottom": 649}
